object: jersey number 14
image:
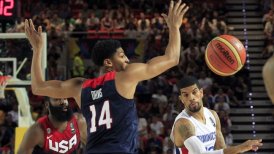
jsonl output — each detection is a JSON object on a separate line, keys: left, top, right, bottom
{"left": 89, "top": 100, "right": 113, "bottom": 133}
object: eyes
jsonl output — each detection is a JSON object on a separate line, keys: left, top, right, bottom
{"left": 119, "top": 53, "right": 126, "bottom": 58}
{"left": 182, "top": 89, "right": 199, "bottom": 98}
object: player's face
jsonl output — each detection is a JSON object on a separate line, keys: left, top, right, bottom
{"left": 179, "top": 84, "right": 203, "bottom": 113}
{"left": 110, "top": 48, "right": 129, "bottom": 71}
{"left": 48, "top": 98, "right": 73, "bottom": 122}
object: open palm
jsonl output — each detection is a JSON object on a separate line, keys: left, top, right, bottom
{"left": 25, "top": 19, "right": 43, "bottom": 51}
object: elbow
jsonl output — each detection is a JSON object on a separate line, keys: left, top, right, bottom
{"left": 169, "top": 57, "right": 180, "bottom": 66}
{"left": 31, "top": 84, "right": 44, "bottom": 95}
{"left": 31, "top": 86, "right": 40, "bottom": 95}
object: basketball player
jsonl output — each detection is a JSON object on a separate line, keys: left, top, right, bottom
{"left": 171, "top": 76, "right": 263, "bottom": 154}
{"left": 24, "top": 0, "right": 189, "bottom": 153}
{"left": 18, "top": 97, "right": 87, "bottom": 154}
{"left": 263, "top": 55, "right": 274, "bottom": 104}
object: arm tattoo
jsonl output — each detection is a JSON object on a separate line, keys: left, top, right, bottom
{"left": 178, "top": 122, "right": 195, "bottom": 140}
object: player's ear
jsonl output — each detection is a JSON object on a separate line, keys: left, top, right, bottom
{"left": 103, "top": 59, "right": 112, "bottom": 67}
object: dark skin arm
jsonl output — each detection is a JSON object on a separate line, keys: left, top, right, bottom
{"left": 74, "top": 113, "right": 87, "bottom": 145}
{"left": 25, "top": 19, "right": 85, "bottom": 107}
{"left": 210, "top": 110, "right": 226, "bottom": 150}
{"left": 115, "top": 0, "right": 189, "bottom": 99}
{"left": 17, "top": 123, "right": 44, "bottom": 154}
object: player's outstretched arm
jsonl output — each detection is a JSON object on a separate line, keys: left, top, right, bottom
{"left": 17, "top": 123, "right": 44, "bottom": 154}
{"left": 263, "top": 55, "right": 274, "bottom": 104}
{"left": 173, "top": 118, "right": 263, "bottom": 154}
{"left": 25, "top": 19, "right": 84, "bottom": 104}
{"left": 119, "top": 0, "right": 189, "bottom": 82}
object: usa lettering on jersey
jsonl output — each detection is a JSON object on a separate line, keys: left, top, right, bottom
{"left": 49, "top": 134, "right": 77, "bottom": 153}
{"left": 91, "top": 88, "right": 103, "bottom": 100}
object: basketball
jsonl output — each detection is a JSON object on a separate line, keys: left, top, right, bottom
{"left": 205, "top": 35, "right": 246, "bottom": 76}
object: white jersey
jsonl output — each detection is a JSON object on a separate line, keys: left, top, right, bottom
{"left": 170, "top": 107, "right": 217, "bottom": 154}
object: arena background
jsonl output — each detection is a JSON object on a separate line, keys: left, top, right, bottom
{"left": 0, "top": 0, "right": 274, "bottom": 153}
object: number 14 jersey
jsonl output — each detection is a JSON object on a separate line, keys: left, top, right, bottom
{"left": 81, "top": 71, "right": 138, "bottom": 153}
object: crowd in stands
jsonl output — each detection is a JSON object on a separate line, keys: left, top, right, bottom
{"left": 262, "top": 0, "right": 274, "bottom": 58}
{"left": 0, "top": 0, "right": 263, "bottom": 153}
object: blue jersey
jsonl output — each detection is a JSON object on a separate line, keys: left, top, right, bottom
{"left": 81, "top": 71, "right": 138, "bottom": 153}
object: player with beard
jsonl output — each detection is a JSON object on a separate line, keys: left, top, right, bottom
{"left": 170, "top": 76, "right": 263, "bottom": 154}
{"left": 18, "top": 97, "right": 87, "bottom": 154}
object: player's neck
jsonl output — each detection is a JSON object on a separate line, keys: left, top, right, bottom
{"left": 99, "top": 67, "right": 113, "bottom": 76}
{"left": 48, "top": 115, "right": 68, "bottom": 132}
{"left": 188, "top": 108, "right": 206, "bottom": 124}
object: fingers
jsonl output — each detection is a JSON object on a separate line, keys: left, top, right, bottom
{"left": 29, "top": 19, "right": 35, "bottom": 30}
{"left": 168, "top": 1, "right": 174, "bottom": 16}
{"left": 179, "top": 5, "right": 189, "bottom": 17}
{"left": 250, "top": 139, "right": 263, "bottom": 151}
{"left": 38, "top": 26, "right": 42, "bottom": 34}
{"left": 161, "top": 13, "right": 168, "bottom": 23}
{"left": 177, "top": 3, "right": 186, "bottom": 15}
{"left": 25, "top": 19, "right": 29, "bottom": 35}
{"left": 173, "top": 0, "right": 182, "bottom": 14}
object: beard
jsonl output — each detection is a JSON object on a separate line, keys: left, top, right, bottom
{"left": 188, "top": 102, "right": 202, "bottom": 113}
{"left": 49, "top": 103, "right": 73, "bottom": 122}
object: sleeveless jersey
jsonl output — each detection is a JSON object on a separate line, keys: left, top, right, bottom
{"left": 35, "top": 115, "right": 80, "bottom": 154}
{"left": 81, "top": 71, "right": 138, "bottom": 153}
{"left": 170, "top": 107, "right": 217, "bottom": 154}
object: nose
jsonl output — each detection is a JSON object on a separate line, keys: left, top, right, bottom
{"left": 60, "top": 99, "right": 68, "bottom": 106}
{"left": 125, "top": 57, "right": 129, "bottom": 63}
{"left": 189, "top": 93, "right": 195, "bottom": 100}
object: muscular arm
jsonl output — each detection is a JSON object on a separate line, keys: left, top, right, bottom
{"left": 74, "top": 113, "right": 87, "bottom": 145}
{"left": 117, "top": 1, "right": 189, "bottom": 84}
{"left": 173, "top": 118, "right": 196, "bottom": 147}
{"left": 122, "top": 27, "right": 181, "bottom": 82}
{"left": 25, "top": 19, "right": 84, "bottom": 106}
{"left": 17, "top": 123, "right": 44, "bottom": 154}
{"left": 210, "top": 110, "right": 226, "bottom": 150}
{"left": 263, "top": 55, "right": 274, "bottom": 103}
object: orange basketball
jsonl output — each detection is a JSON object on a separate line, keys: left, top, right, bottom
{"left": 205, "top": 35, "right": 246, "bottom": 76}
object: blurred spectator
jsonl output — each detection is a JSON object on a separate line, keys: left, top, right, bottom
{"left": 264, "top": 16, "right": 273, "bottom": 40}
{"left": 227, "top": 88, "right": 241, "bottom": 107}
{"left": 262, "top": 39, "right": 274, "bottom": 58}
{"left": 213, "top": 88, "right": 230, "bottom": 104}
{"left": 7, "top": 103, "right": 18, "bottom": 124}
{"left": 198, "top": 71, "right": 213, "bottom": 90}
{"left": 233, "top": 77, "right": 248, "bottom": 103}
{"left": 72, "top": 52, "right": 85, "bottom": 77}
{"left": 152, "top": 89, "right": 168, "bottom": 108}
{"left": 86, "top": 11, "right": 100, "bottom": 30}
{"left": 150, "top": 115, "right": 164, "bottom": 136}
{"left": 214, "top": 96, "right": 230, "bottom": 114}
{"left": 146, "top": 130, "right": 163, "bottom": 154}
{"left": 100, "top": 11, "right": 113, "bottom": 31}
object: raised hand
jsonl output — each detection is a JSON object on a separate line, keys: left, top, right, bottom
{"left": 161, "top": 0, "right": 189, "bottom": 29}
{"left": 25, "top": 19, "right": 43, "bottom": 51}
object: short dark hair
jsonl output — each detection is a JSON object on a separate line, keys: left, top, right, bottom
{"left": 177, "top": 76, "right": 201, "bottom": 89}
{"left": 91, "top": 39, "right": 121, "bottom": 66}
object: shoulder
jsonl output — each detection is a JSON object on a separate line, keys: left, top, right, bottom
{"left": 25, "top": 122, "right": 44, "bottom": 143}
{"left": 73, "top": 113, "right": 86, "bottom": 127}
{"left": 28, "top": 122, "right": 44, "bottom": 135}
{"left": 208, "top": 108, "right": 219, "bottom": 119}
{"left": 174, "top": 118, "right": 195, "bottom": 131}
{"left": 71, "top": 77, "right": 86, "bottom": 86}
